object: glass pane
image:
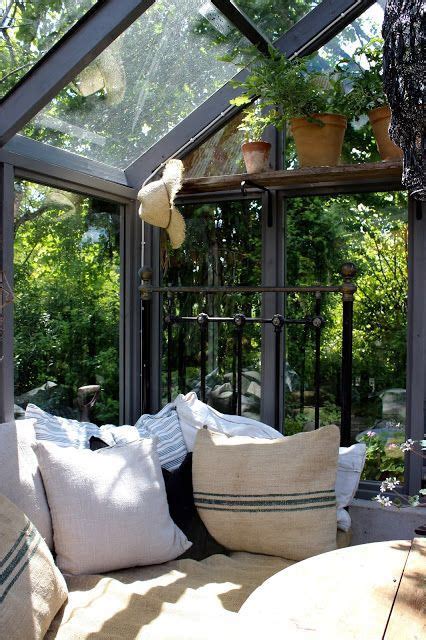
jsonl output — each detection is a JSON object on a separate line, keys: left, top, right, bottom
{"left": 0, "top": 0, "right": 97, "bottom": 99}
{"left": 22, "top": 0, "right": 249, "bottom": 168}
{"left": 183, "top": 111, "right": 246, "bottom": 178}
{"left": 233, "top": 0, "right": 320, "bottom": 42}
{"left": 315, "top": 2, "right": 384, "bottom": 71}
{"left": 284, "top": 191, "right": 408, "bottom": 483}
{"left": 161, "top": 200, "right": 262, "bottom": 420}
{"left": 14, "top": 180, "right": 120, "bottom": 425}
{"left": 285, "top": 2, "right": 387, "bottom": 167}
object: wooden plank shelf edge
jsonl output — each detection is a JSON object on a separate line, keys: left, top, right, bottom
{"left": 180, "top": 160, "right": 403, "bottom": 195}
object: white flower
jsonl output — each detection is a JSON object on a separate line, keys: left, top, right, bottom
{"left": 400, "top": 438, "right": 415, "bottom": 452}
{"left": 380, "top": 477, "right": 400, "bottom": 492}
{"left": 374, "top": 495, "right": 393, "bottom": 507}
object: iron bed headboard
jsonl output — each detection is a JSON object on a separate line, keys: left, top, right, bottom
{"left": 139, "top": 262, "right": 356, "bottom": 447}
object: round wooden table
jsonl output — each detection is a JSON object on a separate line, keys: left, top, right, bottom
{"left": 239, "top": 538, "right": 425, "bottom": 639}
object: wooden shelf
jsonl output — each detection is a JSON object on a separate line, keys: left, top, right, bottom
{"left": 180, "top": 160, "right": 403, "bottom": 195}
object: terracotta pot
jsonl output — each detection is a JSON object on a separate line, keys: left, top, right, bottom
{"left": 241, "top": 141, "right": 271, "bottom": 173}
{"left": 290, "top": 114, "right": 347, "bottom": 167}
{"left": 368, "top": 105, "right": 403, "bottom": 161}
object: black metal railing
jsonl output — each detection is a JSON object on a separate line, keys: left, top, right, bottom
{"left": 139, "top": 263, "right": 356, "bottom": 446}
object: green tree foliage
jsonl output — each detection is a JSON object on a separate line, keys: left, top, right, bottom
{"left": 285, "top": 191, "right": 408, "bottom": 439}
{"left": 0, "top": 1, "right": 96, "bottom": 98}
{"left": 161, "top": 200, "right": 262, "bottom": 406}
{"left": 162, "top": 189, "right": 408, "bottom": 454}
{"left": 196, "top": 1, "right": 319, "bottom": 46}
{"left": 14, "top": 181, "right": 120, "bottom": 424}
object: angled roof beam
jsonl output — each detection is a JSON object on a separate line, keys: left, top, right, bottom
{"left": 209, "top": 1, "right": 271, "bottom": 54}
{"left": 0, "top": 136, "right": 137, "bottom": 202}
{"left": 274, "top": 0, "right": 375, "bottom": 58}
{"left": 126, "top": 0, "right": 375, "bottom": 186}
{"left": 0, "top": 0, "right": 155, "bottom": 147}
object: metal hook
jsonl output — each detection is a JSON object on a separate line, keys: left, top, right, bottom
{"left": 240, "top": 180, "right": 273, "bottom": 227}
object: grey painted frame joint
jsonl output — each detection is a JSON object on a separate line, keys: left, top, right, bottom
{"left": 405, "top": 198, "right": 426, "bottom": 495}
{"left": 210, "top": 0, "right": 271, "bottom": 54}
{"left": 0, "top": 163, "right": 15, "bottom": 423}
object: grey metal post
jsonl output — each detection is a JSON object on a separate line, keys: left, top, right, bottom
{"left": 139, "top": 266, "right": 153, "bottom": 415}
{"left": 121, "top": 200, "right": 143, "bottom": 424}
{"left": 405, "top": 198, "right": 426, "bottom": 496}
{"left": 0, "top": 163, "right": 15, "bottom": 423}
{"left": 340, "top": 262, "right": 357, "bottom": 447}
{"left": 140, "top": 222, "right": 162, "bottom": 414}
{"left": 260, "top": 128, "right": 284, "bottom": 430}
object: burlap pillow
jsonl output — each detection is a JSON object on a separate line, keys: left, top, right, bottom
{"left": 0, "top": 494, "right": 67, "bottom": 640}
{"left": 0, "top": 420, "right": 53, "bottom": 549}
{"left": 193, "top": 425, "right": 340, "bottom": 561}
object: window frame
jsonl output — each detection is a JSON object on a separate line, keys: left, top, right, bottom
{"left": 0, "top": 160, "right": 140, "bottom": 426}
{"left": 153, "top": 180, "right": 423, "bottom": 499}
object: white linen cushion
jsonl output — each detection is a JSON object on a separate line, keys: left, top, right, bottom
{"left": 174, "top": 394, "right": 366, "bottom": 530}
{"left": 98, "top": 424, "right": 140, "bottom": 446}
{"left": 36, "top": 439, "right": 191, "bottom": 575}
{"left": 336, "top": 442, "right": 367, "bottom": 531}
{"left": 25, "top": 403, "right": 99, "bottom": 448}
{"left": 135, "top": 404, "right": 187, "bottom": 470}
{"left": 0, "top": 420, "right": 53, "bottom": 549}
{"left": 175, "top": 392, "right": 280, "bottom": 449}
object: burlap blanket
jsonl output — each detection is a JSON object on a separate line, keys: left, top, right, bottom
{"left": 46, "top": 552, "right": 292, "bottom": 639}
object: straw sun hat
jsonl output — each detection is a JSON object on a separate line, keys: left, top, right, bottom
{"left": 137, "top": 159, "right": 186, "bottom": 249}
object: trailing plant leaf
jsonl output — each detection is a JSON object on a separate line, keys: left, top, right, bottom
{"left": 237, "top": 105, "right": 273, "bottom": 142}
{"left": 335, "top": 38, "right": 386, "bottom": 117}
{"left": 225, "top": 45, "right": 350, "bottom": 140}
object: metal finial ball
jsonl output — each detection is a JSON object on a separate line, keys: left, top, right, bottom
{"left": 271, "top": 314, "right": 284, "bottom": 328}
{"left": 341, "top": 262, "right": 357, "bottom": 279}
{"left": 139, "top": 266, "right": 153, "bottom": 281}
{"left": 234, "top": 314, "right": 246, "bottom": 327}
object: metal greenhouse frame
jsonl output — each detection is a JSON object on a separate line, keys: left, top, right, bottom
{"left": 0, "top": 0, "right": 424, "bottom": 499}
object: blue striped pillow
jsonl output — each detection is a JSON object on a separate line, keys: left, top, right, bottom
{"left": 25, "top": 403, "right": 99, "bottom": 448}
{"left": 135, "top": 405, "right": 187, "bottom": 471}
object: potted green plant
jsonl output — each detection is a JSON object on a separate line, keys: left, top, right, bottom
{"left": 227, "top": 46, "right": 348, "bottom": 168}
{"left": 238, "top": 105, "right": 273, "bottom": 173}
{"left": 335, "top": 38, "right": 402, "bottom": 161}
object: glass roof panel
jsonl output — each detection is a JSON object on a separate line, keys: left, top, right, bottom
{"left": 21, "top": 0, "right": 249, "bottom": 168}
{"left": 0, "top": 0, "right": 97, "bottom": 99}
{"left": 314, "top": 1, "right": 384, "bottom": 70}
{"left": 233, "top": 0, "right": 321, "bottom": 42}
{"left": 183, "top": 110, "right": 245, "bottom": 178}
{"left": 284, "top": 2, "right": 386, "bottom": 169}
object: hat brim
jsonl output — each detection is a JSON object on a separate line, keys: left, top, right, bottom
{"left": 167, "top": 206, "right": 185, "bottom": 249}
{"left": 162, "top": 159, "right": 184, "bottom": 203}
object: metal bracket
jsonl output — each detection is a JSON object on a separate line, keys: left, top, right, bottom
{"left": 240, "top": 179, "right": 273, "bottom": 227}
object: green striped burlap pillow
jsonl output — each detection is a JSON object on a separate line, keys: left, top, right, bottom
{"left": 193, "top": 425, "right": 340, "bottom": 561}
{"left": 0, "top": 494, "right": 68, "bottom": 640}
